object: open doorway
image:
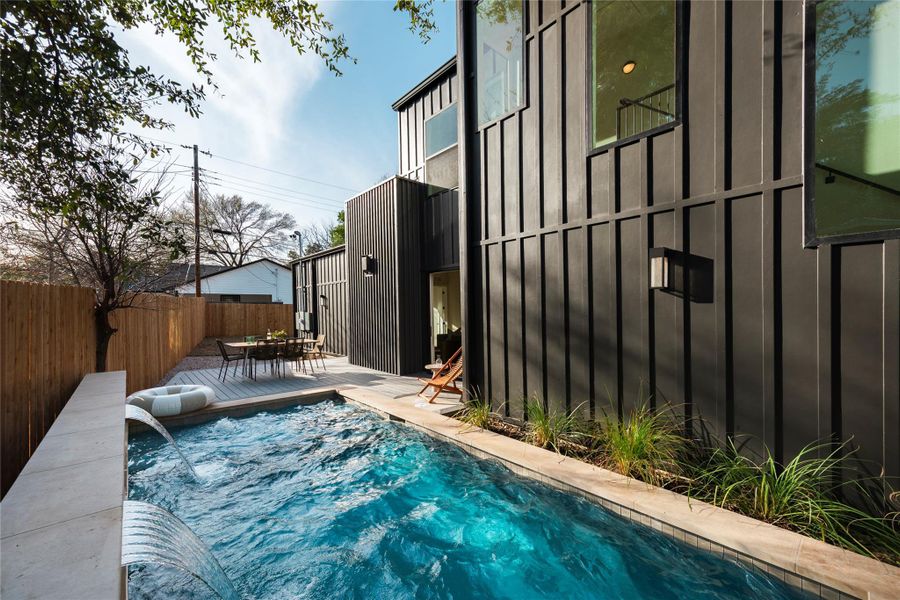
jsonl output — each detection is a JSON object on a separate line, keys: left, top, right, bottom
{"left": 429, "top": 270, "right": 461, "bottom": 362}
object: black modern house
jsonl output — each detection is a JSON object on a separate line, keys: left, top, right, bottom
{"left": 294, "top": 0, "right": 899, "bottom": 482}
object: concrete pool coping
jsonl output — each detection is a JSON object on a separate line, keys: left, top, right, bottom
{"left": 0, "top": 371, "right": 127, "bottom": 600}
{"left": 157, "top": 385, "right": 900, "bottom": 600}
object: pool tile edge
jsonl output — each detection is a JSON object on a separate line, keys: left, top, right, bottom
{"left": 338, "top": 387, "right": 900, "bottom": 600}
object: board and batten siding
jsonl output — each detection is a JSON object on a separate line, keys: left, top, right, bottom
{"left": 346, "top": 177, "right": 428, "bottom": 375}
{"left": 457, "top": 1, "right": 899, "bottom": 477}
{"left": 422, "top": 188, "right": 460, "bottom": 272}
{"left": 175, "top": 259, "right": 291, "bottom": 303}
{"left": 293, "top": 246, "right": 348, "bottom": 356}
{"left": 397, "top": 62, "right": 458, "bottom": 182}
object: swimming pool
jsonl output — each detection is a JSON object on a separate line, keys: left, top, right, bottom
{"left": 127, "top": 400, "right": 813, "bottom": 599}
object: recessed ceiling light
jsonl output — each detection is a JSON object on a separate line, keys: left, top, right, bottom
{"left": 622, "top": 61, "right": 636, "bottom": 74}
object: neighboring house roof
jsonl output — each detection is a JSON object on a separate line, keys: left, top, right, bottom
{"left": 195, "top": 258, "right": 289, "bottom": 281}
{"left": 134, "top": 263, "right": 230, "bottom": 292}
{"left": 392, "top": 56, "right": 456, "bottom": 111}
{"left": 136, "top": 258, "right": 290, "bottom": 292}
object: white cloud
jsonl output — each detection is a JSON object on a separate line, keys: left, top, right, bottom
{"left": 117, "top": 19, "right": 322, "bottom": 162}
{"left": 112, "top": 11, "right": 357, "bottom": 228}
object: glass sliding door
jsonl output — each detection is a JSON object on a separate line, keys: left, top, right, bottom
{"left": 429, "top": 270, "right": 461, "bottom": 362}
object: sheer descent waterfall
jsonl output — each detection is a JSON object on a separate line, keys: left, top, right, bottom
{"left": 125, "top": 404, "right": 198, "bottom": 478}
{"left": 122, "top": 500, "right": 241, "bottom": 600}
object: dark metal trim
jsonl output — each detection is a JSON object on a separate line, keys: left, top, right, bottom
{"left": 802, "top": 0, "right": 900, "bottom": 247}
{"left": 473, "top": 0, "right": 529, "bottom": 132}
{"left": 391, "top": 56, "right": 457, "bottom": 111}
{"left": 289, "top": 244, "right": 346, "bottom": 265}
{"left": 586, "top": 0, "right": 686, "bottom": 156}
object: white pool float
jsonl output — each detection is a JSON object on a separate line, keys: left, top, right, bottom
{"left": 126, "top": 385, "right": 215, "bottom": 417}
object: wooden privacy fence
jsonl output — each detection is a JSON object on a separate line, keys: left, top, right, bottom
{"left": 0, "top": 280, "right": 205, "bottom": 496}
{"left": 205, "top": 302, "right": 293, "bottom": 337}
{"left": 107, "top": 293, "right": 206, "bottom": 392}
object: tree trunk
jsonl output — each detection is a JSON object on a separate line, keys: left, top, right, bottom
{"left": 95, "top": 307, "right": 116, "bottom": 372}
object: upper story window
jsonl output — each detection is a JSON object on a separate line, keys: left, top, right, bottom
{"left": 809, "top": 0, "right": 900, "bottom": 243}
{"left": 475, "top": 0, "right": 524, "bottom": 126}
{"left": 591, "top": 1, "right": 677, "bottom": 148}
{"left": 425, "top": 103, "right": 458, "bottom": 158}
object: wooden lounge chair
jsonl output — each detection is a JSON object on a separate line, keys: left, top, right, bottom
{"left": 417, "top": 348, "right": 464, "bottom": 403}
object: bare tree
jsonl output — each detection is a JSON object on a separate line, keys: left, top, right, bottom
{"left": 172, "top": 194, "right": 297, "bottom": 266}
{"left": 0, "top": 153, "right": 186, "bottom": 370}
{"left": 293, "top": 211, "right": 344, "bottom": 256}
{"left": 297, "top": 221, "right": 335, "bottom": 255}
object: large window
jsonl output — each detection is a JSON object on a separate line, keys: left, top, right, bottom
{"left": 425, "top": 104, "right": 458, "bottom": 157}
{"left": 592, "top": 1, "right": 677, "bottom": 148}
{"left": 475, "top": 0, "right": 524, "bottom": 126}
{"left": 811, "top": 0, "right": 900, "bottom": 243}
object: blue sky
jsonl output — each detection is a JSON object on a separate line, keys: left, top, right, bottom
{"left": 116, "top": 0, "right": 456, "bottom": 229}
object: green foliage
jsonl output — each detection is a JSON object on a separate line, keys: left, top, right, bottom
{"left": 689, "top": 441, "right": 900, "bottom": 562}
{"left": 330, "top": 211, "right": 345, "bottom": 246}
{"left": 524, "top": 398, "right": 584, "bottom": 452}
{"left": 457, "top": 395, "right": 494, "bottom": 430}
{"left": 593, "top": 403, "right": 686, "bottom": 486}
{"left": 1, "top": 0, "right": 436, "bottom": 223}
{"left": 394, "top": 0, "right": 437, "bottom": 42}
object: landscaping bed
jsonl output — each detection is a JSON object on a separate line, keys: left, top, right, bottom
{"left": 454, "top": 397, "right": 900, "bottom": 567}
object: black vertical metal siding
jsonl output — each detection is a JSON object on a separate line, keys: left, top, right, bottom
{"left": 346, "top": 177, "right": 429, "bottom": 375}
{"left": 422, "top": 189, "right": 460, "bottom": 272}
{"left": 396, "top": 177, "right": 429, "bottom": 373}
{"left": 293, "top": 247, "right": 348, "bottom": 356}
{"left": 397, "top": 66, "right": 458, "bottom": 182}
{"left": 459, "top": 0, "right": 900, "bottom": 478}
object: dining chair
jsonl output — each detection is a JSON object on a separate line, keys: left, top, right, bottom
{"left": 249, "top": 339, "right": 281, "bottom": 379}
{"left": 216, "top": 339, "right": 244, "bottom": 381}
{"left": 279, "top": 338, "right": 305, "bottom": 374}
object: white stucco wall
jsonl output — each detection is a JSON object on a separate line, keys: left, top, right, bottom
{"left": 174, "top": 260, "right": 291, "bottom": 302}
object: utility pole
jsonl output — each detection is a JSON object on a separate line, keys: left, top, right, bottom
{"left": 290, "top": 230, "right": 304, "bottom": 257}
{"left": 193, "top": 144, "right": 201, "bottom": 297}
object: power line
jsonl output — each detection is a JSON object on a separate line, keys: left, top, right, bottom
{"left": 200, "top": 172, "right": 341, "bottom": 209}
{"left": 201, "top": 178, "right": 339, "bottom": 214}
{"left": 204, "top": 152, "right": 360, "bottom": 194}
{"left": 200, "top": 168, "right": 344, "bottom": 205}
{"left": 131, "top": 132, "right": 360, "bottom": 194}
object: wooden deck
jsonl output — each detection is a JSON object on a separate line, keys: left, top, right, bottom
{"left": 166, "top": 356, "right": 459, "bottom": 406}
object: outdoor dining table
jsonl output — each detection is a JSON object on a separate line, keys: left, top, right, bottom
{"left": 225, "top": 339, "right": 317, "bottom": 377}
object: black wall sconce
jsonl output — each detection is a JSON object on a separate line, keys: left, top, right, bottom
{"left": 648, "top": 247, "right": 713, "bottom": 303}
{"left": 319, "top": 294, "right": 328, "bottom": 309}
{"left": 361, "top": 254, "right": 376, "bottom": 276}
{"left": 649, "top": 247, "right": 674, "bottom": 290}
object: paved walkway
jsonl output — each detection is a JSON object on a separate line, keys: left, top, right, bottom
{"left": 166, "top": 356, "right": 461, "bottom": 407}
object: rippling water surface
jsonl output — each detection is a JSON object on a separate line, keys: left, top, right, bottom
{"left": 128, "top": 400, "right": 811, "bottom": 599}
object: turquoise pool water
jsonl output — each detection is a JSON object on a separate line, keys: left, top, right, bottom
{"left": 127, "top": 400, "right": 812, "bottom": 599}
